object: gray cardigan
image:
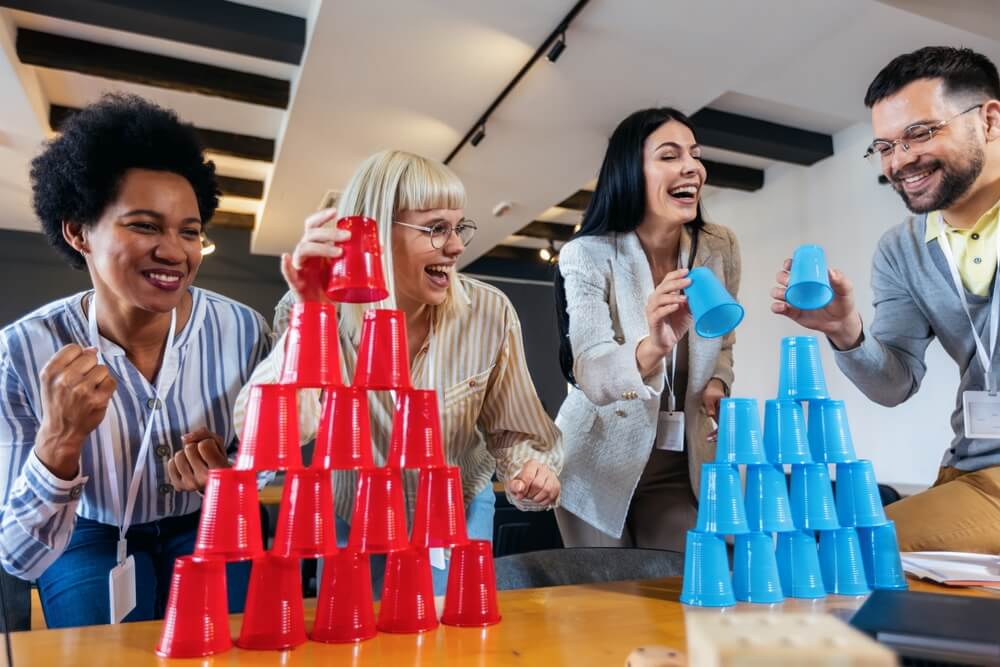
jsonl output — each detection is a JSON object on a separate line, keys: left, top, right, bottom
{"left": 836, "top": 213, "right": 1000, "bottom": 471}
{"left": 555, "top": 223, "right": 740, "bottom": 538}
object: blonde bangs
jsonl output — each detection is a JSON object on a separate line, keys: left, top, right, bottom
{"left": 395, "top": 156, "right": 466, "bottom": 213}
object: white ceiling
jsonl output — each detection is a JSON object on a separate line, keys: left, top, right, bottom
{"left": 1, "top": 0, "right": 1000, "bottom": 267}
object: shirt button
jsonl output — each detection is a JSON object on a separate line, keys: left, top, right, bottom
{"left": 469, "top": 380, "right": 477, "bottom": 388}
{"left": 621, "top": 391, "right": 630, "bottom": 400}
{"left": 155, "top": 445, "right": 171, "bottom": 458}
{"left": 69, "top": 485, "right": 83, "bottom": 500}
{"left": 972, "top": 233, "right": 980, "bottom": 240}
{"left": 974, "top": 257, "right": 983, "bottom": 264}
{"left": 158, "top": 484, "right": 173, "bottom": 495}
{"left": 146, "top": 398, "right": 161, "bottom": 410}
{"left": 615, "top": 409, "right": 626, "bottom": 417}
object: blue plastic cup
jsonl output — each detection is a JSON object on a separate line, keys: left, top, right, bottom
{"left": 818, "top": 528, "right": 870, "bottom": 596}
{"left": 683, "top": 267, "right": 744, "bottom": 339}
{"left": 744, "top": 464, "right": 796, "bottom": 533}
{"left": 790, "top": 463, "right": 840, "bottom": 531}
{"left": 835, "top": 460, "right": 887, "bottom": 527}
{"left": 777, "top": 336, "right": 829, "bottom": 401}
{"left": 857, "top": 521, "right": 908, "bottom": 590}
{"left": 807, "top": 399, "right": 858, "bottom": 463}
{"left": 775, "top": 531, "right": 825, "bottom": 598}
{"left": 715, "top": 398, "right": 767, "bottom": 464}
{"left": 763, "top": 399, "right": 813, "bottom": 464}
{"left": 786, "top": 245, "right": 834, "bottom": 311}
{"left": 680, "top": 531, "right": 736, "bottom": 607}
{"left": 733, "top": 533, "right": 784, "bottom": 603}
{"left": 695, "top": 463, "right": 749, "bottom": 534}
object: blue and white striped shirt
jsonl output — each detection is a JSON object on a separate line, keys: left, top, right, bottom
{"left": 0, "top": 287, "right": 271, "bottom": 580}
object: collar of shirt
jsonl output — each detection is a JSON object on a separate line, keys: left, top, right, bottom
{"left": 924, "top": 200, "right": 1000, "bottom": 243}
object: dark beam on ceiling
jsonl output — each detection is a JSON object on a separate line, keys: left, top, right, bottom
{"left": 217, "top": 176, "right": 263, "bottom": 200}
{"left": 692, "top": 108, "right": 834, "bottom": 166}
{"left": 50, "top": 105, "right": 275, "bottom": 162}
{"left": 701, "top": 159, "right": 765, "bottom": 192}
{"left": 0, "top": 0, "right": 306, "bottom": 64}
{"left": 463, "top": 246, "right": 557, "bottom": 283}
{"left": 516, "top": 221, "right": 575, "bottom": 242}
{"left": 18, "top": 29, "right": 290, "bottom": 108}
{"left": 556, "top": 190, "right": 593, "bottom": 211}
{"left": 210, "top": 211, "right": 255, "bottom": 230}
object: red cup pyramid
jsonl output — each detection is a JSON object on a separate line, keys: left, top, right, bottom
{"left": 156, "top": 216, "right": 499, "bottom": 657}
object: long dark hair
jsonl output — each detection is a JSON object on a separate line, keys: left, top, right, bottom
{"left": 554, "top": 107, "right": 708, "bottom": 385}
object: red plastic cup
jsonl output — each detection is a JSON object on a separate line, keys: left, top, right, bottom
{"left": 279, "top": 302, "right": 342, "bottom": 388}
{"left": 236, "top": 554, "right": 307, "bottom": 650}
{"left": 411, "top": 466, "right": 468, "bottom": 548}
{"left": 377, "top": 547, "right": 439, "bottom": 633}
{"left": 353, "top": 309, "right": 411, "bottom": 390}
{"left": 312, "top": 386, "right": 375, "bottom": 470}
{"left": 348, "top": 467, "right": 409, "bottom": 553}
{"left": 326, "top": 216, "right": 389, "bottom": 303}
{"left": 311, "top": 550, "right": 377, "bottom": 643}
{"left": 442, "top": 539, "right": 501, "bottom": 627}
{"left": 194, "top": 469, "right": 264, "bottom": 561}
{"left": 156, "top": 556, "right": 232, "bottom": 658}
{"left": 387, "top": 389, "right": 445, "bottom": 468}
{"left": 234, "top": 384, "right": 302, "bottom": 471}
{"left": 271, "top": 468, "right": 338, "bottom": 558}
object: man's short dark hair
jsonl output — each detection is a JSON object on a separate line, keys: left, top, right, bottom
{"left": 864, "top": 46, "right": 1000, "bottom": 108}
{"left": 30, "top": 93, "right": 219, "bottom": 270}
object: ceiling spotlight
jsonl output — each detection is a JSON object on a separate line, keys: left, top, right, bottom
{"left": 573, "top": 223, "right": 581, "bottom": 233}
{"left": 539, "top": 241, "right": 559, "bottom": 264}
{"left": 200, "top": 233, "right": 216, "bottom": 256}
{"left": 539, "top": 247, "right": 552, "bottom": 261}
{"left": 547, "top": 32, "right": 566, "bottom": 63}
{"left": 470, "top": 125, "right": 486, "bottom": 147}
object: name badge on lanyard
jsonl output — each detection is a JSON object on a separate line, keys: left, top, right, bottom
{"left": 937, "top": 227, "right": 1000, "bottom": 439}
{"left": 655, "top": 344, "right": 685, "bottom": 451}
{"left": 88, "top": 294, "right": 178, "bottom": 623}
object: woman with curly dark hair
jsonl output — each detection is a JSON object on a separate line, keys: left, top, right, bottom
{"left": 0, "top": 94, "right": 271, "bottom": 627}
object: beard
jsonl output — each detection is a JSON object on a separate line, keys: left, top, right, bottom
{"left": 890, "top": 143, "right": 985, "bottom": 214}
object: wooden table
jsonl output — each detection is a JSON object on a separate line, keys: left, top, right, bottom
{"left": 12, "top": 577, "right": 987, "bottom": 666}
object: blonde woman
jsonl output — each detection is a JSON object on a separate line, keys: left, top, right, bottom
{"left": 235, "top": 149, "right": 561, "bottom": 592}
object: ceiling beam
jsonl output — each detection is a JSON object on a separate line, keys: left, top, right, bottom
{"left": 463, "top": 246, "right": 556, "bottom": 283}
{"left": 216, "top": 176, "right": 263, "bottom": 200}
{"left": 516, "top": 221, "right": 575, "bottom": 242}
{"left": 0, "top": 0, "right": 306, "bottom": 64}
{"left": 210, "top": 211, "right": 255, "bottom": 230}
{"left": 691, "top": 108, "right": 833, "bottom": 166}
{"left": 18, "top": 29, "right": 290, "bottom": 108}
{"left": 49, "top": 105, "right": 275, "bottom": 162}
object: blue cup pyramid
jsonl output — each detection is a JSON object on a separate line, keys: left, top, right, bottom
{"left": 681, "top": 333, "right": 907, "bottom": 607}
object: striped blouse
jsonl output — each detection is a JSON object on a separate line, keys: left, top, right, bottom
{"left": 234, "top": 275, "right": 562, "bottom": 520}
{"left": 0, "top": 288, "right": 271, "bottom": 580}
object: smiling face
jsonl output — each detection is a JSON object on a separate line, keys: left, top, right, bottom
{"left": 641, "top": 120, "right": 707, "bottom": 227}
{"left": 871, "top": 78, "right": 987, "bottom": 213}
{"left": 65, "top": 168, "right": 204, "bottom": 314}
{"left": 390, "top": 208, "right": 466, "bottom": 310}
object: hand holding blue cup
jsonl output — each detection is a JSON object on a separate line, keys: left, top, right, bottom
{"left": 786, "top": 245, "right": 834, "bottom": 310}
{"left": 683, "top": 267, "right": 744, "bottom": 339}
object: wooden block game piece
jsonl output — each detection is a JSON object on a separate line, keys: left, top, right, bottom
{"left": 684, "top": 612, "right": 898, "bottom": 666}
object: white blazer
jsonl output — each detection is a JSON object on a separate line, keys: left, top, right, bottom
{"left": 555, "top": 223, "right": 741, "bottom": 538}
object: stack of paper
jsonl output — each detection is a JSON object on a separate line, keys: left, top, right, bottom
{"left": 901, "top": 551, "right": 1000, "bottom": 587}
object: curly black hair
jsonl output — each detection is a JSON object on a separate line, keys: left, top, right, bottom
{"left": 30, "top": 93, "right": 219, "bottom": 269}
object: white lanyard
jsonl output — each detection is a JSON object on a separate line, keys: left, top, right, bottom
{"left": 663, "top": 344, "right": 678, "bottom": 412}
{"left": 937, "top": 225, "right": 1000, "bottom": 394}
{"left": 88, "top": 294, "right": 178, "bottom": 562}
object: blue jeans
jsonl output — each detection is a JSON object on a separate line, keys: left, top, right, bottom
{"left": 37, "top": 512, "right": 251, "bottom": 628}
{"left": 327, "top": 483, "right": 496, "bottom": 597}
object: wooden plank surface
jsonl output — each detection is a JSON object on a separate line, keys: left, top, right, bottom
{"left": 13, "top": 577, "right": 989, "bottom": 666}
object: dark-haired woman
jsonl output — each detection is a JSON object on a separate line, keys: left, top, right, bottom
{"left": 0, "top": 94, "right": 270, "bottom": 627}
{"left": 553, "top": 108, "right": 741, "bottom": 550}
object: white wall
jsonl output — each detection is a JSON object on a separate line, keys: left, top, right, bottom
{"left": 703, "top": 123, "right": 955, "bottom": 489}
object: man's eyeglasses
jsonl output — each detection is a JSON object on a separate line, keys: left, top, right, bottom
{"left": 393, "top": 219, "right": 477, "bottom": 249}
{"left": 863, "top": 103, "right": 983, "bottom": 166}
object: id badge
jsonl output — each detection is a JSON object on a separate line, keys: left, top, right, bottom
{"left": 655, "top": 411, "right": 685, "bottom": 451}
{"left": 109, "top": 554, "right": 136, "bottom": 624}
{"left": 962, "top": 390, "right": 1000, "bottom": 439}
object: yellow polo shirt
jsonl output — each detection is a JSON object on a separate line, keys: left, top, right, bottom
{"left": 925, "top": 202, "right": 1000, "bottom": 297}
